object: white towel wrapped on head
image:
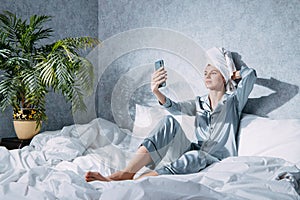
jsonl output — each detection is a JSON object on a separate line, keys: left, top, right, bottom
{"left": 206, "top": 47, "right": 237, "bottom": 91}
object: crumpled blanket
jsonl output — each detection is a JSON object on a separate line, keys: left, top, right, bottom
{"left": 0, "top": 117, "right": 299, "bottom": 200}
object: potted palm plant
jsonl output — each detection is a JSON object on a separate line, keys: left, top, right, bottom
{"left": 0, "top": 11, "right": 99, "bottom": 139}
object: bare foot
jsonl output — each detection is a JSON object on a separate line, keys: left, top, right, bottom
{"left": 85, "top": 171, "right": 135, "bottom": 182}
{"left": 85, "top": 171, "right": 111, "bottom": 182}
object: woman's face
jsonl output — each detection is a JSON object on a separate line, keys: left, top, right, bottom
{"left": 204, "top": 65, "right": 226, "bottom": 91}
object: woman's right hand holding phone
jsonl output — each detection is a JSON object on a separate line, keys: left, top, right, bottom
{"left": 151, "top": 67, "right": 167, "bottom": 104}
{"left": 151, "top": 67, "right": 167, "bottom": 92}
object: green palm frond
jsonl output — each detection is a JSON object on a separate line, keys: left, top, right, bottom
{"left": 74, "top": 56, "right": 94, "bottom": 95}
{"left": 22, "top": 14, "right": 53, "bottom": 51}
{"left": 38, "top": 36, "right": 99, "bottom": 110}
{"left": 0, "top": 32, "right": 10, "bottom": 49}
{"left": 0, "top": 11, "right": 20, "bottom": 44}
{"left": 51, "top": 37, "right": 100, "bottom": 58}
{"left": 22, "top": 68, "right": 47, "bottom": 108}
{"left": 67, "top": 84, "right": 86, "bottom": 112}
{"left": 0, "top": 49, "right": 10, "bottom": 59}
{"left": 0, "top": 75, "right": 18, "bottom": 111}
{"left": 29, "top": 14, "right": 52, "bottom": 36}
{"left": 38, "top": 54, "right": 58, "bottom": 86}
{"left": 58, "top": 37, "right": 100, "bottom": 51}
{"left": 55, "top": 58, "right": 74, "bottom": 90}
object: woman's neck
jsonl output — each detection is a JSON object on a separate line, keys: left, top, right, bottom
{"left": 208, "top": 90, "right": 225, "bottom": 111}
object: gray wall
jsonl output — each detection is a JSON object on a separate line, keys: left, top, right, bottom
{"left": 94, "top": 0, "right": 299, "bottom": 130}
{"left": 0, "top": 0, "right": 98, "bottom": 138}
{"left": 1, "top": 0, "right": 299, "bottom": 138}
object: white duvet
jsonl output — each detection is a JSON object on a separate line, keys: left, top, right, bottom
{"left": 0, "top": 117, "right": 299, "bottom": 200}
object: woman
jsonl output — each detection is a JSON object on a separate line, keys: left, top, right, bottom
{"left": 85, "top": 47, "right": 257, "bottom": 181}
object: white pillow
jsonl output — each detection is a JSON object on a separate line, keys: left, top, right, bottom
{"left": 238, "top": 114, "right": 300, "bottom": 164}
{"left": 131, "top": 104, "right": 196, "bottom": 148}
{"left": 132, "top": 104, "right": 166, "bottom": 139}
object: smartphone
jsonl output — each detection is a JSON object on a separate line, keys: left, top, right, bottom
{"left": 154, "top": 59, "right": 166, "bottom": 88}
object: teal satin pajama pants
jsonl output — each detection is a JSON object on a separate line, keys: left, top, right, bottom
{"left": 141, "top": 115, "right": 220, "bottom": 175}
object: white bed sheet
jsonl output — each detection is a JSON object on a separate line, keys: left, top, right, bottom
{"left": 0, "top": 117, "right": 299, "bottom": 200}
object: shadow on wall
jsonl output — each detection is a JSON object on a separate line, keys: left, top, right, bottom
{"left": 244, "top": 77, "right": 299, "bottom": 117}
{"left": 232, "top": 52, "right": 299, "bottom": 117}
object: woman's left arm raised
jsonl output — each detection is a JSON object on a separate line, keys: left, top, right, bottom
{"left": 233, "top": 66, "right": 257, "bottom": 113}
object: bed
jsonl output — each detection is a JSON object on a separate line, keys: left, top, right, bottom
{"left": 0, "top": 106, "right": 299, "bottom": 200}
